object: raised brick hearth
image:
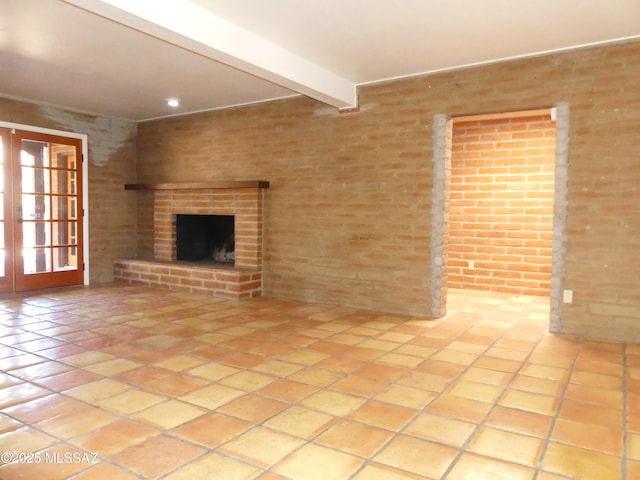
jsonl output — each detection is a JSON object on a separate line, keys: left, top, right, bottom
{"left": 114, "top": 183, "right": 267, "bottom": 300}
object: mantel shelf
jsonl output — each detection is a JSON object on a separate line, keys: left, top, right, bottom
{"left": 124, "top": 181, "right": 269, "bottom": 191}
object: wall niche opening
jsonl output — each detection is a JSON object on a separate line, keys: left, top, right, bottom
{"left": 175, "top": 214, "right": 235, "bottom": 265}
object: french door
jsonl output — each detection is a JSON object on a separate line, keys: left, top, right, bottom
{"left": 0, "top": 127, "right": 84, "bottom": 292}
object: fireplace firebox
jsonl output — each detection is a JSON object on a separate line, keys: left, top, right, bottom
{"left": 176, "top": 214, "right": 234, "bottom": 265}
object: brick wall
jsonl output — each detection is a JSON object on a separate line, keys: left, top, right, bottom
{"left": 3, "top": 39, "right": 639, "bottom": 342}
{"left": 136, "top": 93, "right": 433, "bottom": 315}
{"left": 135, "top": 39, "right": 640, "bottom": 342}
{"left": 448, "top": 114, "right": 556, "bottom": 295}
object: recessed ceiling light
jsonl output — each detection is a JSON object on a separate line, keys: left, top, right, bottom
{"left": 167, "top": 98, "right": 180, "bottom": 107}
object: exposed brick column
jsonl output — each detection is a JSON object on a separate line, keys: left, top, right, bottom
{"left": 549, "top": 102, "right": 570, "bottom": 333}
{"left": 430, "top": 113, "right": 451, "bottom": 318}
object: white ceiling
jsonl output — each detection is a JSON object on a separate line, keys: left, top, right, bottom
{"left": 1, "top": 0, "right": 639, "bottom": 121}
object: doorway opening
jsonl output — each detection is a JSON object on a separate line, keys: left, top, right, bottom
{"left": 430, "top": 104, "right": 570, "bottom": 332}
{"left": 448, "top": 110, "right": 556, "bottom": 295}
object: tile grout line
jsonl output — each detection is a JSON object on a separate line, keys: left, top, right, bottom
{"left": 233, "top": 308, "right": 450, "bottom": 479}
{"left": 212, "top": 310, "right": 391, "bottom": 479}
{"left": 0, "top": 291, "right": 240, "bottom": 476}
{"left": 3, "top": 290, "right": 404, "bottom": 476}
{"left": 158, "top": 302, "right": 388, "bottom": 478}
{"left": 4, "top": 286, "right": 620, "bottom": 480}
{"left": 439, "top": 295, "right": 552, "bottom": 480}
{"left": 531, "top": 336, "right": 584, "bottom": 480}
{"left": 338, "top": 308, "right": 463, "bottom": 479}
{"left": 270, "top": 311, "right": 425, "bottom": 480}
{"left": 104, "top": 294, "right": 295, "bottom": 478}
{"left": 170, "top": 292, "right": 533, "bottom": 478}
{"left": 0, "top": 315, "right": 158, "bottom": 479}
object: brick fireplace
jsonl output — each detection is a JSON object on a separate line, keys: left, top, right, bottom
{"left": 114, "top": 181, "right": 268, "bottom": 300}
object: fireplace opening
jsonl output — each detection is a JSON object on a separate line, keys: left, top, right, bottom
{"left": 175, "top": 214, "right": 235, "bottom": 265}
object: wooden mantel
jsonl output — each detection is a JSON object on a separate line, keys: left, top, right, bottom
{"left": 124, "top": 181, "right": 269, "bottom": 191}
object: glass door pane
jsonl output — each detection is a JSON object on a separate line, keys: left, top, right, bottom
{"left": 20, "top": 140, "right": 79, "bottom": 275}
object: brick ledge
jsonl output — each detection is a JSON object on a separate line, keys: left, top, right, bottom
{"left": 113, "top": 258, "right": 262, "bottom": 300}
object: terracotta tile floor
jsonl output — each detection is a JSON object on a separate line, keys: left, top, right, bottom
{"left": 0, "top": 284, "right": 636, "bottom": 479}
